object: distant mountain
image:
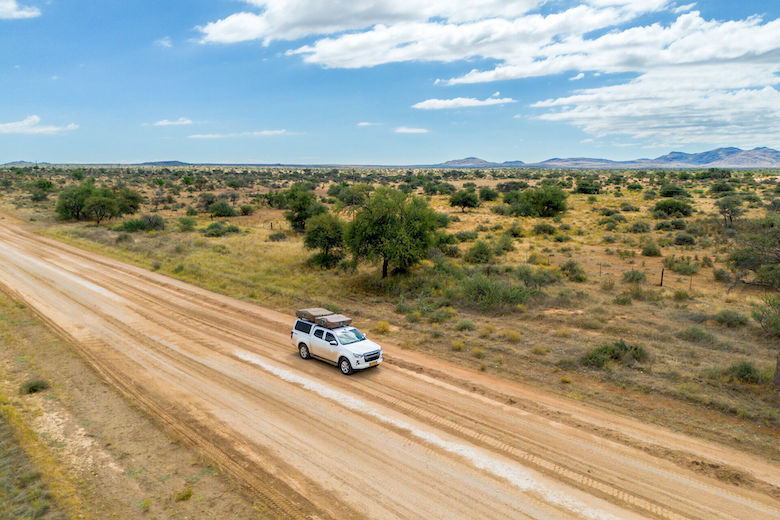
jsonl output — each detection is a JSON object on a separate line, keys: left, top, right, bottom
{"left": 137, "top": 161, "right": 191, "bottom": 167}
{"left": 436, "top": 147, "right": 780, "bottom": 169}
{"left": 435, "top": 157, "right": 495, "bottom": 167}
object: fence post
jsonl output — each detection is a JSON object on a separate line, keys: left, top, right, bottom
{"left": 659, "top": 267, "right": 664, "bottom": 287}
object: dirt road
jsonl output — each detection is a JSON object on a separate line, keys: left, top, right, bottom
{"left": 0, "top": 220, "right": 778, "bottom": 520}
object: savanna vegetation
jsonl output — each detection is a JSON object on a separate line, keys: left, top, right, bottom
{"left": 1, "top": 162, "right": 778, "bottom": 457}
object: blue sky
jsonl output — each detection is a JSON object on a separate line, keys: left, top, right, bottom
{"left": 1, "top": 0, "right": 779, "bottom": 164}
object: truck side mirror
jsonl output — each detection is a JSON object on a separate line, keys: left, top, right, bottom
{"left": 329, "top": 340, "right": 338, "bottom": 346}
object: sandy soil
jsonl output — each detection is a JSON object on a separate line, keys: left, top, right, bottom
{"left": 0, "top": 219, "right": 778, "bottom": 520}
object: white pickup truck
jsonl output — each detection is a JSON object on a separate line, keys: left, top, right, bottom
{"left": 291, "top": 308, "right": 383, "bottom": 375}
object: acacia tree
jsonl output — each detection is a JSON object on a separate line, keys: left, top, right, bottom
{"left": 284, "top": 183, "right": 326, "bottom": 232}
{"left": 716, "top": 195, "right": 744, "bottom": 226}
{"left": 346, "top": 187, "right": 439, "bottom": 278}
{"left": 449, "top": 189, "right": 480, "bottom": 212}
{"left": 83, "top": 195, "right": 118, "bottom": 225}
{"left": 304, "top": 212, "right": 344, "bottom": 267}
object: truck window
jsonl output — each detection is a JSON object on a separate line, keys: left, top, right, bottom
{"left": 295, "top": 321, "right": 312, "bottom": 334}
{"left": 325, "top": 332, "right": 336, "bottom": 343}
{"left": 313, "top": 329, "right": 324, "bottom": 339}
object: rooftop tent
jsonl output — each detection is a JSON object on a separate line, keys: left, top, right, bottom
{"left": 296, "top": 308, "right": 333, "bottom": 322}
{"left": 316, "top": 314, "right": 352, "bottom": 329}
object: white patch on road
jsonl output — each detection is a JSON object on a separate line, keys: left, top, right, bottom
{"left": 236, "top": 350, "right": 622, "bottom": 520}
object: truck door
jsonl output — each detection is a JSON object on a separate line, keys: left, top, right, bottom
{"left": 310, "top": 327, "right": 327, "bottom": 358}
{"left": 324, "top": 331, "right": 340, "bottom": 362}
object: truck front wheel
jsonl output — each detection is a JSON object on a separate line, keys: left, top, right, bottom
{"left": 299, "top": 343, "right": 311, "bottom": 359}
{"left": 339, "top": 357, "right": 353, "bottom": 375}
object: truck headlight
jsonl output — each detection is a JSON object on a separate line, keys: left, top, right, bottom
{"left": 353, "top": 353, "right": 364, "bottom": 359}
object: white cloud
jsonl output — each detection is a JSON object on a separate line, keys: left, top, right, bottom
{"left": 197, "top": 1, "right": 780, "bottom": 145}
{"left": 0, "top": 0, "right": 40, "bottom": 19}
{"left": 154, "top": 117, "right": 192, "bottom": 126}
{"left": 357, "top": 121, "right": 380, "bottom": 126}
{"left": 156, "top": 36, "right": 173, "bottom": 48}
{"left": 412, "top": 96, "right": 516, "bottom": 109}
{"left": 0, "top": 115, "right": 78, "bottom": 135}
{"left": 394, "top": 126, "right": 429, "bottom": 134}
{"left": 188, "top": 129, "right": 287, "bottom": 139}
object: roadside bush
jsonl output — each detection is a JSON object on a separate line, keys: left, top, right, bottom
{"left": 715, "top": 310, "right": 749, "bottom": 328}
{"left": 459, "top": 274, "right": 530, "bottom": 311}
{"left": 239, "top": 204, "right": 255, "bottom": 216}
{"left": 581, "top": 340, "right": 647, "bottom": 368}
{"left": 622, "top": 270, "right": 646, "bottom": 284}
{"left": 20, "top": 379, "right": 49, "bottom": 394}
{"left": 268, "top": 232, "right": 286, "bottom": 242}
{"left": 117, "top": 214, "right": 165, "bottom": 232}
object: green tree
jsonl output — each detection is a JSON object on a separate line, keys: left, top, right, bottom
{"left": 728, "top": 215, "right": 780, "bottom": 288}
{"left": 116, "top": 187, "right": 143, "bottom": 216}
{"left": 346, "top": 187, "right": 439, "bottom": 278}
{"left": 449, "top": 189, "right": 480, "bottom": 212}
{"left": 208, "top": 200, "right": 237, "bottom": 217}
{"left": 285, "top": 183, "right": 326, "bottom": 232}
{"left": 478, "top": 186, "right": 499, "bottom": 202}
{"left": 56, "top": 181, "right": 96, "bottom": 220}
{"left": 84, "top": 195, "right": 118, "bottom": 225}
{"left": 716, "top": 195, "right": 744, "bottom": 226}
{"left": 304, "top": 212, "right": 344, "bottom": 267}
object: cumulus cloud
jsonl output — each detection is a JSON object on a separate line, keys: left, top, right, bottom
{"left": 196, "top": 1, "right": 780, "bottom": 145}
{"left": 188, "top": 129, "right": 287, "bottom": 139}
{"left": 155, "top": 37, "right": 173, "bottom": 48}
{"left": 0, "top": 115, "right": 78, "bottom": 135}
{"left": 394, "top": 127, "right": 429, "bottom": 134}
{"left": 412, "top": 96, "right": 515, "bottom": 109}
{"left": 0, "top": 0, "right": 39, "bottom": 19}
{"left": 154, "top": 117, "right": 192, "bottom": 126}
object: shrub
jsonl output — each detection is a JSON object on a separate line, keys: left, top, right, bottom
{"left": 677, "top": 326, "right": 715, "bottom": 345}
{"left": 672, "top": 289, "right": 691, "bottom": 301}
{"left": 714, "top": 310, "right": 748, "bottom": 328}
{"left": 727, "top": 362, "right": 763, "bottom": 384}
{"left": 478, "top": 186, "right": 499, "bottom": 202}
{"left": 629, "top": 221, "right": 651, "bottom": 233}
{"left": 429, "top": 307, "right": 455, "bottom": 323}
{"left": 456, "top": 319, "right": 476, "bottom": 331}
{"left": 115, "top": 232, "right": 132, "bottom": 244}
{"left": 653, "top": 199, "right": 693, "bottom": 217}
{"left": 664, "top": 255, "right": 699, "bottom": 275}
{"left": 454, "top": 230, "right": 479, "bottom": 242}
{"left": 202, "top": 222, "right": 239, "bottom": 237}
{"left": 600, "top": 278, "right": 615, "bottom": 291}
{"left": 613, "top": 293, "right": 633, "bottom": 305}
{"left": 20, "top": 379, "right": 49, "bottom": 394}
{"left": 178, "top": 216, "right": 197, "bottom": 232}
{"left": 465, "top": 241, "right": 494, "bottom": 264}
{"left": 451, "top": 340, "right": 464, "bottom": 352}
{"left": 641, "top": 241, "right": 661, "bottom": 257}
{"left": 117, "top": 214, "right": 165, "bottom": 232}
{"left": 560, "top": 260, "right": 587, "bottom": 282}
{"left": 208, "top": 200, "right": 237, "bottom": 217}
{"left": 459, "top": 275, "right": 530, "bottom": 310}
{"left": 713, "top": 268, "right": 731, "bottom": 283}
{"left": 268, "top": 231, "right": 287, "bottom": 242}
{"left": 622, "top": 270, "right": 646, "bottom": 284}
{"left": 581, "top": 340, "right": 647, "bottom": 369}
{"left": 373, "top": 321, "right": 391, "bottom": 334}
{"left": 239, "top": 204, "right": 255, "bottom": 216}
{"left": 674, "top": 232, "right": 696, "bottom": 245}
{"left": 659, "top": 184, "right": 690, "bottom": 198}
{"left": 533, "top": 223, "right": 557, "bottom": 235}
{"left": 174, "top": 487, "right": 193, "bottom": 502}
{"left": 751, "top": 296, "right": 780, "bottom": 337}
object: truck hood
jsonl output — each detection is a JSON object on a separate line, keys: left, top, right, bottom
{"left": 347, "top": 339, "right": 382, "bottom": 355}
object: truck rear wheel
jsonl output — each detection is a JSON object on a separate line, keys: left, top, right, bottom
{"left": 299, "top": 343, "right": 311, "bottom": 359}
{"left": 339, "top": 357, "right": 353, "bottom": 375}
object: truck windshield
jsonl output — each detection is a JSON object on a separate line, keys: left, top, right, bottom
{"left": 335, "top": 328, "right": 365, "bottom": 345}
